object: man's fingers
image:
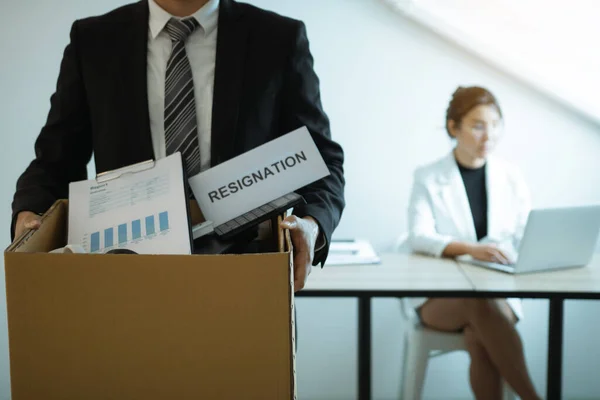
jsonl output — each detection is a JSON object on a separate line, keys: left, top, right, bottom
{"left": 293, "top": 261, "right": 310, "bottom": 292}
{"left": 294, "top": 276, "right": 306, "bottom": 292}
{"left": 293, "top": 261, "right": 307, "bottom": 291}
{"left": 14, "top": 212, "right": 42, "bottom": 242}
{"left": 24, "top": 220, "right": 41, "bottom": 229}
{"left": 293, "top": 247, "right": 312, "bottom": 292}
{"left": 284, "top": 216, "right": 316, "bottom": 292}
{"left": 280, "top": 216, "right": 300, "bottom": 230}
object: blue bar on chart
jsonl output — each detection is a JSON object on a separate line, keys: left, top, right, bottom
{"left": 159, "top": 211, "right": 169, "bottom": 232}
{"left": 132, "top": 219, "right": 141, "bottom": 240}
{"left": 146, "top": 215, "right": 155, "bottom": 235}
{"left": 91, "top": 232, "right": 100, "bottom": 253}
{"left": 118, "top": 224, "right": 127, "bottom": 245}
{"left": 104, "top": 228, "right": 114, "bottom": 248}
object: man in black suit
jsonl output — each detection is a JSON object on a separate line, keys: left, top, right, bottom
{"left": 11, "top": 0, "right": 345, "bottom": 291}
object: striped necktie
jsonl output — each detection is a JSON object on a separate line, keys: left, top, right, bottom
{"left": 164, "top": 17, "right": 201, "bottom": 178}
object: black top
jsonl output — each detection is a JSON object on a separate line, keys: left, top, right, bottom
{"left": 458, "top": 162, "right": 488, "bottom": 241}
{"left": 10, "top": 0, "right": 346, "bottom": 266}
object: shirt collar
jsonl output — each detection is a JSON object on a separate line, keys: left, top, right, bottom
{"left": 148, "top": 0, "right": 220, "bottom": 39}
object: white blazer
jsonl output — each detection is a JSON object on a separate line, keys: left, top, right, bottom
{"left": 406, "top": 152, "right": 531, "bottom": 320}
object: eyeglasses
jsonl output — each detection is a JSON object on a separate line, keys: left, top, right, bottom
{"left": 468, "top": 122, "right": 504, "bottom": 138}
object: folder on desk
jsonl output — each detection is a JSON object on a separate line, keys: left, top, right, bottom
{"left": 68, "top": 153, "right": 193, "bottom": 255}
{"left": 327, "top": 239, "right": 381, "bottom": 265}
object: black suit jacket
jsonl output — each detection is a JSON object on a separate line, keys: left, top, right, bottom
{"left": 11, "top": 0, "right": 345, "bottom": 265}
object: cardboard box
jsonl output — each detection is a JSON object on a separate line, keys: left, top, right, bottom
{"left": 4, "top": 200, "right": 297, "bottom": 400}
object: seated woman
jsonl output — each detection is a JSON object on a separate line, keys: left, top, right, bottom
{"left": 407, "top": 86, "right": 541, "bottom": 400}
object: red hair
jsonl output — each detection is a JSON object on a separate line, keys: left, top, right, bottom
{"left": 445, "top": 86, "right": 503, "bottom": 137}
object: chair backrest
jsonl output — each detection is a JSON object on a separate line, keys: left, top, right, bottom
{"left": 400, "top": 297, "right": 420, "bottom": 324}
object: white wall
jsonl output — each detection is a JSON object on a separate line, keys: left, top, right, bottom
{"left": 384, "top": 0, "right": 600, "bottom": 126}
{"left": 1, "top": 0, "right": 600, "bottom": 399}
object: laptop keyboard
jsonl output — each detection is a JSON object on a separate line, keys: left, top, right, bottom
{"left": 470, "top": 259, "right": 516, "bottom": 271}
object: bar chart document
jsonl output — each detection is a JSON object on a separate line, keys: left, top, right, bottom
{"left": 68, "top": 153, "right": 191, "bottom": 255}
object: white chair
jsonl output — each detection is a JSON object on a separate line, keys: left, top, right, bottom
{"left": 396, "top": 234, "right": 516, "bottom": 400}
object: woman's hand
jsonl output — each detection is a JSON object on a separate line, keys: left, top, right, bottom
{"left": 467, "top": 243, "right": 513, "bottom": 265}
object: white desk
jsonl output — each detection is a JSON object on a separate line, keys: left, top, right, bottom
{"left": 457, "top": 255, "right": 600, "bottom": 400}
{"left": 298, "top": 253, "right": 600, "bottom": 400}
{"left": 459, "top": 255, "right": 600, "bottom": 294}
{"left": 299, "top": 253, "right": 473, "bottom": 400}
{"left": 305, "top": 253, "right": 472, "bottom": 292}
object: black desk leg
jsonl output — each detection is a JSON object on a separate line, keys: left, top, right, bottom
{"left": 547, "top": 298, "right": 564, "bottom": 400}
{"left": 358, "top": 296, "right": 372, "bottom": 400}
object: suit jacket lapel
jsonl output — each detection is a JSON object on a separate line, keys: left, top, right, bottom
{"left": 211, "top": 0, "right": 248, "bottom": 166}
{"left": 438, "top": 153, "right": 478, "bottom": 242}
{"left": 120, "top": 0, "right": 154, "bottom": 163}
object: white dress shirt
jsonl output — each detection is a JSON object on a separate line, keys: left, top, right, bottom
{"left": 147, "top": 0, "right": 219, "bottom": 173}
{"left": 146, "top": 0, "right": 325, "bottom": 248}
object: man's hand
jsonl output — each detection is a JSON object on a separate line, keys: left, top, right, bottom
{"left": 468, "top": 243, "right": 513, "bottom": 265}
{"left": 280, "top": 215, "right": 319, "bottom": 292}
{"left": 14, "top": 211, "right": 42, "bottom": 241}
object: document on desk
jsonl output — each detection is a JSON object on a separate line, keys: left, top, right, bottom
{"left": 326, "top": 239, "right": 381, "bottom": 265}
{"left": 68, "top": 153, "right": 192, "bottom": 255}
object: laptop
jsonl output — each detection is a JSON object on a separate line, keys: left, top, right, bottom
{"left": 466, "top": 205, "right": 600, "bottom": 274}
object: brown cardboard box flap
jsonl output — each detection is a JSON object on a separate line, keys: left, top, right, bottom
{"left": 7, "top": 200, "right": 68, "bottom": 253}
